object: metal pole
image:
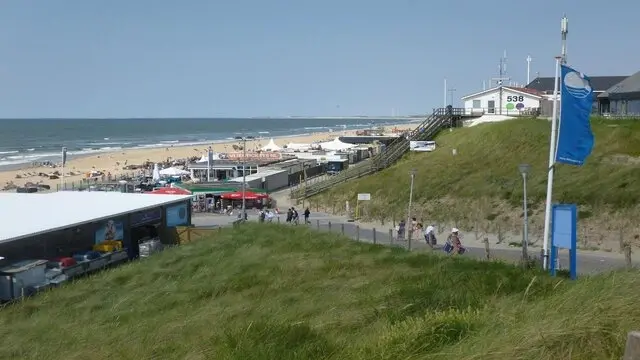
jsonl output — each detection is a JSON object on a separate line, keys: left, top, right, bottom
{"left": 542, "top": 56, "right": 563, "bottom": 270}
{"left": 407, "top": 171, "right": 415, "bottom": 250}
{"left": 522, "top": 172, "right": 529, "bottom": 263}
{"left": 443, "top": 78, "right": 447, "bottom": 108}
{"left": 526, "top": 55, "right": 532, "bottom": 85}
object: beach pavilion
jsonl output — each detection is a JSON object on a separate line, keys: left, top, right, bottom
{"left": 0, "top": 191, "right": 192, "bottom": 264}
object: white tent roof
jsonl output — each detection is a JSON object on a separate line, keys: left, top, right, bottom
{"left": 319, "top": 138, "right": 355, "bottom": 151}
{"left": 196, "top": 152, "right": 221, "bottom": 163}
{"left": 152, "top": 163, "right": 161, "bottom": 181}
{"left": 261, "top": 138, "right": 282, "bottom": 151}
{"left": 159, "top": 167, "right": 190, "bottom": 176}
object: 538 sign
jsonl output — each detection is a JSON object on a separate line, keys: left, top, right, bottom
{"left": 506, "top": 95, "right": 524, "bottom": 102}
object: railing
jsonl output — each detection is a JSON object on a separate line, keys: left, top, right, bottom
{"left": 291, "top": 108, "right": 453, "bottom": 199}
{"left": 457, "top": 107, "right": 541, "bottom": 117}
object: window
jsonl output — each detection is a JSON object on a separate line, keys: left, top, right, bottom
{"left": 472, "top": 100, "right": 481, "bottom": 108}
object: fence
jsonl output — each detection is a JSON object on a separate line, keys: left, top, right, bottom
{"left": 301, "top": 199, "right": 640, "bottom": 259}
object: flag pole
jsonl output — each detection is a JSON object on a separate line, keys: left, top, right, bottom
{"left": 541, "top": 56, "right": 563, "bottom": 270}
{"left": 61, "top": 147, "right": 67, "bottom": 191}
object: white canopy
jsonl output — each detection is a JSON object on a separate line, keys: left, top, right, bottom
{"left": 159, "top": 167, "right": 190, "bottom": 176}
{"left": 196, "top": 152, "right": 221, "bottom": 163}
{"left": 285, "top": 142, "right": 310, "bottom": 150}
{"left": 152, "top": 163, "right": 161, "bottom": 182}
{"left": 319, "top": 138, "right": 355, "bottom": 151}
{"left": 261, "top": 138, "right": 282, "bottom": 151}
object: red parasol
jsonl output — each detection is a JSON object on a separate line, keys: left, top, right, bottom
{"left": 220, "top": 191, "right": 268, "bottom": 200}
{"left": 147, "top": 187, "right": 192, "bottom": 195}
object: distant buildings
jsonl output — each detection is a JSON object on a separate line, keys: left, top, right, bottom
{"left": 596, "top": 71, "right": 640, "bottom": 116}
{"left": 460, "top": 73, "right": 640, "bottom": 117}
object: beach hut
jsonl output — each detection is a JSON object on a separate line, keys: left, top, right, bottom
{"left": 260, "top": 138, "right": 282, "bottom": 152}
{"left": 319, "top": 138, "right": 355, "bottom": 151}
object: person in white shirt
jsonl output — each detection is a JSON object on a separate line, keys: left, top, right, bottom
{"left": 424, "top": 225, "right": 437, "bottom": 248}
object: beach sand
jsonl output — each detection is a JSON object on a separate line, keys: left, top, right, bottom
{"left": 0, "top": 124, "right": 417, "bottom": 191}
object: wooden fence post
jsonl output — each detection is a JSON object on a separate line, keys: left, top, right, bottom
{"left": 356, "top": 225, "right": 360, "bottom": 241}
{"left": 328, "top": 221, "right": 332, "bottom": 231}
{"left": 341, "top": 223, "right": 345, "bottom": 235}
{"left": 625, "top": 243, "right": 633, "bottom": 269}
{"left": 624, "top": 331, "right": 640, "bottom": 360}
{"left": 389, "top": 229, "right": 393, "bottom": 244}
{"left": 484, "top": 237, "right": 490, "bottom": 260}
{"left": 373, "top": 228, "right": 377, "bottom": 244}
{"left": 316, "top": 219, "right": 320, "bottom": 229}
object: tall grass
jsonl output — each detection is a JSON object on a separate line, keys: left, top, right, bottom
{"left": 0, "top": 224, "right": 637, "bottom": 359}
{"left": 311, "top": 118, "right": 640, "bottom": 217}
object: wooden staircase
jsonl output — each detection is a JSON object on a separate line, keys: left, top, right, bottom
{"left": 291, "top": 108, "right": 456, "bottom": 199}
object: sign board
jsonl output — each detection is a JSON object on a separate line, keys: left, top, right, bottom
{"left": 549, "top": 203, "right": 578, "bottom": 280}
{"left": 410, "top": 141, "right": 436, "bottom": 152}
{"left": 226, "top": 151, "right": 283, "bottom": 161}
{"left": 357, "top": 193, "right": 371, "bottom": 201}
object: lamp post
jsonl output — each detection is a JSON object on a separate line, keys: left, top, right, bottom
{"left": 518, "top": 163, "right": 531, "bottom": 266}
{"left": 235, "top": 134, "right": 255, "bottom": 221}
{"left": 407, "top": 169, "right": 416, "bottom": 251}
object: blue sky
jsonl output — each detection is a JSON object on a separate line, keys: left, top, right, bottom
{"left": 0, "top": 0, "right": 638, "bottom": 118}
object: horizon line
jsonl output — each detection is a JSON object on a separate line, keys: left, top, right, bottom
{"left": 0, "top": 115, "right": 427, "bottom": 120}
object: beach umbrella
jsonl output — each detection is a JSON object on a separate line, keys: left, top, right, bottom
{"left": 220, "top": 191, "right": 269, "bottom": 200}
{"left": 152, "top": 163, "right": 161, "bottom": 182}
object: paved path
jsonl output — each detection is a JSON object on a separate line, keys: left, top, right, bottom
{"left": 193, "top": 210, "right": 637, "bottom": 275}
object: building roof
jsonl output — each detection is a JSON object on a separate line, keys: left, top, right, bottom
{"left": 461, "top": 86, "right": 542, "bottom": 100}
{"left": 598, "top": 71, "right": 640, "bottom": 99}
{"left": 525, "top": 76, "right": 628, "bottom": 93}
{"left": 227, "top": 168, "right": 288, "bottom": 183}
{"left": 0, "top": 191, "right": 191, "bottom": 244}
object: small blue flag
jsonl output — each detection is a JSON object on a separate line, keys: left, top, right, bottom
{"left": 555, "top": 65, "right": 595, "bottom": 166}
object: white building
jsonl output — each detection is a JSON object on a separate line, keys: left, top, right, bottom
{"left": 461, "top": 86, "right": 542, "bottom": 116}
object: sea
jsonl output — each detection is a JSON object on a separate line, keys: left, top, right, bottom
{"left": 0, "top": 117, "right": 418, "bottom": 170}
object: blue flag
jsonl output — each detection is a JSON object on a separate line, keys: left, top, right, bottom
{"left": 555, "top": 65, "right": 595, "bottom": 166}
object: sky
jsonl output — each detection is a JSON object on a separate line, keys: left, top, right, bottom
{"left": 0, "top": 0, "right": 639, "bottom": 119}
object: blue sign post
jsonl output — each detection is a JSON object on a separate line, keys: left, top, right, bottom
{"left": 549, "top": 204, "right": 578, "bottom": 280}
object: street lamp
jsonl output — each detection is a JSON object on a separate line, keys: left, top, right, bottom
{"left": 407, "top": 169, "right": 416, "bottom": 250}
{"left": 235, "top": 134, "right": 255, "bottom": 221}
{"left": 518, "top": 163, "right": 531, "bottom": 266}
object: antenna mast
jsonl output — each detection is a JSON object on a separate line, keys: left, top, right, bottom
{"left": 561, "top": 15, "right": 568, "bottom": 64}
{"left": 491, "top": 51, "right": 511, "bottom": 115}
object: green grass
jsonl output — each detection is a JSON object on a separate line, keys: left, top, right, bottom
{"left": 309, "top": 117, "right": 640, "bottom": 223}
{"left": 1, "top": 223, "right": 639, "bottom": 359}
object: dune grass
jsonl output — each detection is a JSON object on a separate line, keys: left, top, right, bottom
{"left": 309, "top": 117, "right": 640, "bottom": 222}
{"left": 0, "top": 223, "right": 638, "bottom": 359}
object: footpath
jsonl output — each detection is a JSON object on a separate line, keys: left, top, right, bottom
{"left": 265, "top": 189, "right": 638, "bottom": 275}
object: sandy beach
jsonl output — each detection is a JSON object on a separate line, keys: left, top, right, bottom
{"left": 1, "top": 124, "right": 417, "bottom": 191}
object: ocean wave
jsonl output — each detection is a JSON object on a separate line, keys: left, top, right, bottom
{"left": 0, "top": 150, "right": 18, "bottom": 155}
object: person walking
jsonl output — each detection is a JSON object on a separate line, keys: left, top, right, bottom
{"left": 304, "top": 208, "right": 310, "bottom": 224}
